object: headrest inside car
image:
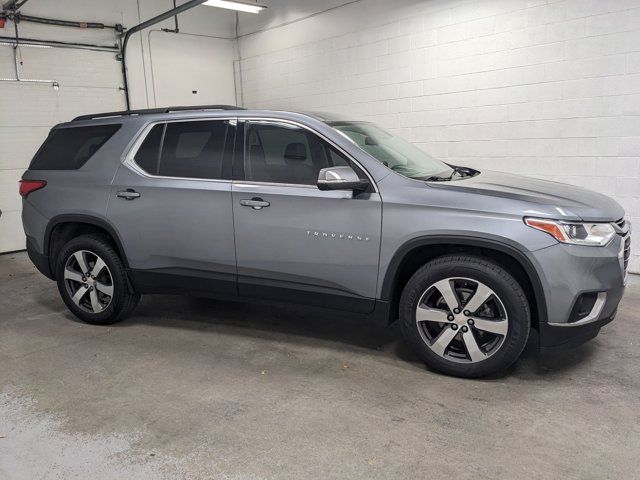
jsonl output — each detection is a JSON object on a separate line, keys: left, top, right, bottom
{"left": 284, "top": 142, "right": 307, "bottom": 160}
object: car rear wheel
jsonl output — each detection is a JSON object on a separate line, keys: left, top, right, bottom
{"left": 399, "top": 255, "right": 530, "bottom": 378}
{"left": 55, "top": 234, "right": 139, "bottom": 325}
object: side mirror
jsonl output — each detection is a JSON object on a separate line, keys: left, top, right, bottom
{"left": 317, "top": 166, "right": 370, "bottom": 192}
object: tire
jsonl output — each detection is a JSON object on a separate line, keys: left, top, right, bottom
{"left": 55, "top": 234, "right": 140, "bottom": 325}
{"left": 399, "top": 255, "right": 530, "bottom": 378}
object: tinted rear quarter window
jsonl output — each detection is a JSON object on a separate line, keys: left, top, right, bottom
{"left": 30, "top": 124, "right": 121, "bottom": 170}
{"left": 134, "top": 124, "right": 164, "bottom": 175}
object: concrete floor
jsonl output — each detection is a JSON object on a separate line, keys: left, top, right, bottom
{"left": 1, "top": 251, "right": 639, "bottom": 479}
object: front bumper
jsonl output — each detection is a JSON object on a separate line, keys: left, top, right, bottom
{"left": 532, "top": 230, "right": 629, "bottom": 350}
{"left": 538, "top": 310, "right": 617, "bottom": 352}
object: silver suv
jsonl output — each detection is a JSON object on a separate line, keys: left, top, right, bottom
{"left": 20, "top": 105, "right": 631, "bottom": 377}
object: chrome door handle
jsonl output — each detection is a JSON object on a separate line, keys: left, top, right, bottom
{"left": 117, "top": 189, "right": 141, "bottom": 200}
{"left": 240, "top": 197, "right": 270, "bottom": 210}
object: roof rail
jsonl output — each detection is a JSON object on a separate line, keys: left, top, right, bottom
{"left": 72, "top": 104, "right": 244, "bottom": 122}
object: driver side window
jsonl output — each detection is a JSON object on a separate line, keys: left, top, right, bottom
{"left": 243, "top": 121, "right": 350, "bottom": 185}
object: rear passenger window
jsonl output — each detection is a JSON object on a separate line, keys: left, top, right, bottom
{"left": 160, "top": 121, "right": 229, "bottom": 179}
{"left": 30, "top": 124, "right": 121, "bottom": 170}
{"left": 133, "top": 120, "right": 230, "bottom": 180}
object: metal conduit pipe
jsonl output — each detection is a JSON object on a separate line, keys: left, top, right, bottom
{"left": 120, "top": 0, "right": 207, "bottom": 110}
{"left": 0, "top": 12, "right": 123, "bottom": 31}
{"left": 12, "top": 13, "right": 122, "bottom": 30}
{"left": 0, "top": 4, "right": 122, "bottom": 83}
{"left": 0, "top": 35, "right": 119, "bottom": 52}
{"left": 161, "top": 0, "right": 181, "bottom": 34}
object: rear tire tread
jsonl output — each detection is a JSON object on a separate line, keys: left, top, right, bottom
{"left": 55, "top": 234, "right": 139, "bottom": 325}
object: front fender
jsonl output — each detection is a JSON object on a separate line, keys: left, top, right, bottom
{"left": 378, "top": 233, "right": 549, "bottom": 326}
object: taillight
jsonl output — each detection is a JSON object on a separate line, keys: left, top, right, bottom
{"left": 19, "top": 179, "right": 47, "bottom": 198}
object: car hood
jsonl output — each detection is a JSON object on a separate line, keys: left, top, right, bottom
{"left": 436, "top": 170, "right": 624, "bottom": 222}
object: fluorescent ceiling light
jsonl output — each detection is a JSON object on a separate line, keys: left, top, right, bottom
{"left": 203, "top": 0, "right": 266, "bottom": 14}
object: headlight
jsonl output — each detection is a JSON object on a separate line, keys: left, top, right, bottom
{"left": 524, "top": 218, "right": 616, "bottom": 246}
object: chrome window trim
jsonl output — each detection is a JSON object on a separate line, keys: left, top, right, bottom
{"left": 238, "top": 117, "right": 379, "bottom": 193}
{"left": 123, "top": 115, "right": 379, "bottom": 192}
{"left": 122, "top": 117, "right": 236, "bottom": 184}
{"left": 233, "top": 181, "right": 317, "bottom": 190}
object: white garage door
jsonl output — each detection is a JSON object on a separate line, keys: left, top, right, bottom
{"left": 0, "top": 44, "right": 124, "bottom": 253}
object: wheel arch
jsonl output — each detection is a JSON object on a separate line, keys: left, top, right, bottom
{"left": 380, "top": 235, "right": 548, "bottom": 328}
{"left": 44, "top": 214, "right": 130, "bottom": 278}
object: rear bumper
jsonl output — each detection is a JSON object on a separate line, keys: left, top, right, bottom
{"left": 26, "top": 235, "right": 54, "bottom": 279}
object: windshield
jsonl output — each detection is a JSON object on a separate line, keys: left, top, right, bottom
{"left": 329, "top": 121, "right": 454, "bottom": 180}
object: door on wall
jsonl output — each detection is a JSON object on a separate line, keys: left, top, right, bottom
{"left": 149, "top": 31, "right": 236, "bottom": 107}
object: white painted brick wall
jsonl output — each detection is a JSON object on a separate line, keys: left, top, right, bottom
{"left": 239, "top": 0, "right": 640, "bottom": 273}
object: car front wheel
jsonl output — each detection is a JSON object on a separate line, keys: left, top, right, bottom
{"left": 399, "top": 255, "right": 530, "bottom": 378}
